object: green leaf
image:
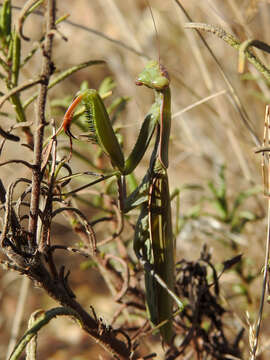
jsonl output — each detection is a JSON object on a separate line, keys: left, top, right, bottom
{"left": 0, "top": 0, "right": 11, "bottom": 44}
{"left": 98, "top": 76, "right": 116, "bottom": 96}
{"left": 107, "top": 96, "right": 130, "bottom": 123}
{"left": 232, "top": 186, "right": 262, "bottom": 212}
{"left": 23, "top": 60, "right": 106, "bottom": 109}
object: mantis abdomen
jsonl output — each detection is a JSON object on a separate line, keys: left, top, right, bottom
{"left": 146, "top": 166, "right": 175, "bottom": 343}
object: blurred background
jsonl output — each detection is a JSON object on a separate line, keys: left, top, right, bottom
{"left": 1, "top": 0, "right": 270, "bottom": 359}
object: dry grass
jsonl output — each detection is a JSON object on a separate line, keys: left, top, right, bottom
{"left": 1, "top": 0, "right": 270, "bottom": 359}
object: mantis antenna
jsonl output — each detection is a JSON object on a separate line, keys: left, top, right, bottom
{"left": 145, "top": 0, "right": 161, "bottom": 65}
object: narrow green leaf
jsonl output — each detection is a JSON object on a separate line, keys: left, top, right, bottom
{"left": 0, "top": 0, "right": 11, "bottom": 42}
{"left": 23, "top": 60, "right": 106, "bottom": 109}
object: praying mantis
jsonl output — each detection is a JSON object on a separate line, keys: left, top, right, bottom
{"left": 56, "top": 60, "right": 184, "bottom": 344}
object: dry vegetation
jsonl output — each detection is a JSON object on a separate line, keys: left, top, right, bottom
{"left": 1, "top": 0, "right": 270, "bottom": 359}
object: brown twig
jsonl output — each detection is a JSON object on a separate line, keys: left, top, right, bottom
{"left": 0, "top": 159, "right": 34, "bottom": 169}
{"left": 104, "top": 254, "right": 130, "bottom": 302}
{"left": 28, "top": 0, "right": 56, "bottom": 248}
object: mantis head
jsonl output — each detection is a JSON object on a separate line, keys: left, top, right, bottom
{"left": 135, "top": 60, "right": 170, "bottom": 91}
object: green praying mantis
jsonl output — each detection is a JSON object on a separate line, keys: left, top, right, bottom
{"left": 56, "top": 60, "right": 184, "bottom": 344}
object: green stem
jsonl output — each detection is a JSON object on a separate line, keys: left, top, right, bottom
{"left": 184, "top": 23, "right": 270, "bottom": 84}
{"left": 9, "top": 307, "right": 81, "bottom": 360}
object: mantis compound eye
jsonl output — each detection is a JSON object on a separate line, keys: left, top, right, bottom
{"left": 135, "top": 60, "right": 169, "bottom": 90}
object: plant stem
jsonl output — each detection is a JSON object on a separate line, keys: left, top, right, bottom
{"left": 28, "top": 0, "right": 56, "bottom": 247}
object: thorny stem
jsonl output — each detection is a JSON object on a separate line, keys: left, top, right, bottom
{"left": 36, "top": 265, "right": 130, "bottom": 359}
{"left": 28, "top": 0, "right": 56, "bottom": 248}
